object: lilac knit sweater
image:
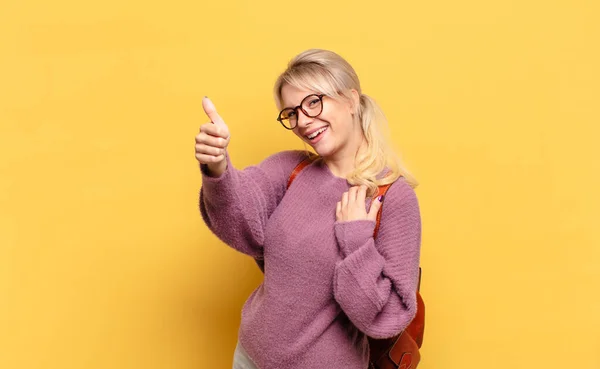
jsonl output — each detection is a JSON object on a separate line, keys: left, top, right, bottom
{"left": 199, "top": 150, "right": 422, "bottom": 369}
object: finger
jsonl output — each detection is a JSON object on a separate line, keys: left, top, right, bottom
{"left": 196, "top": 131, "right": 228, "bottom": 148}
{"left": 367, "top": 195, "right": 384, "bottom": 221}
{"left": 357, "top": 185, "right": 367, "bottom": 205}
{"left": 348, "top": 186, "right": 358, "bottom": 202}
{"left": 202, "top": 97, "right": 226, "bottom": 126}
{"left": 195, "top": 152, "right": 225, "bottom": 164}
{"left": 195, "top": 143, "right": 224, "bottom": 157}
{"left": 200, "top": 122, "right": 230, "bottom": 140}
{"left": 336, "top": 201, "right": 342, "bottom": 221}
{"left": 341, "top": 191, "right": 349, "bottom": 210}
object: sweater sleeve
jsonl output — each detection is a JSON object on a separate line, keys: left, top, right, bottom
{"left": 332, "top": 179, "right": 422, "bottom": 339}
{"left": 199, "top": 150, "right": 308, "bottom": 258}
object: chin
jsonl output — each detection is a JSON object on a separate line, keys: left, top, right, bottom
{"left": 313, "top": 145, "right": 335, "bottom": 158}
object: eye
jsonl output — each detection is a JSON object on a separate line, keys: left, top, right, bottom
{"left": 308, "top": 98, "right": 320, "bottom": 107}
{"left": 280, "top": 108, "right": 296, "bottom": 120}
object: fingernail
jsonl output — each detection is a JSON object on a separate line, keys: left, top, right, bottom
{"left": 204, "top": 96, "right": 208, "bottom": 99}
{"left": 378, "top": 195, "right": 384, "bottom": 202}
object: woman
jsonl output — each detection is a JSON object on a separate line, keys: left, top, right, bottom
{"left": 195, "top": 49, "right": 422, "bottom": 369}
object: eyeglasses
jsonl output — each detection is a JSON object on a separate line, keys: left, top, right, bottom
{"left": 277, "top": 94, "right": 325, "bottom": 130}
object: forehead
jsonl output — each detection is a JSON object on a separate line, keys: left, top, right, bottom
{"left": 281, "top": 84, "right": 319, "bottom": 107}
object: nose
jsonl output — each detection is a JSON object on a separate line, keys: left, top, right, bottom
{"left": 295, "top": 108, "right": 313, "bottom": 128}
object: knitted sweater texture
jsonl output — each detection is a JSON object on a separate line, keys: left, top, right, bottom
{"left": 199, "top": 150, "right": 422, "bottom": 369}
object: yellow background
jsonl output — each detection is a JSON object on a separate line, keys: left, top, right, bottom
{"left": 1, "top": 0, "right": 599, "bottom": 368}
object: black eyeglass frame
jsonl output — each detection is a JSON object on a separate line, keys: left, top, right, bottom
{"left": 276, "top": 94, "right": 326, "bottom": 130}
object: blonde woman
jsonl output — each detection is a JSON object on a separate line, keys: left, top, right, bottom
{"left": 196, "top": 49, "right": 422, "bottom": 369}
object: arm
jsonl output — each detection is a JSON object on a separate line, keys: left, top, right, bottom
{"left": 199, "top": 150, "right": 307, "bottom": 257}
{"left": 333, "top": 181, "right": 422, "bottom": 339}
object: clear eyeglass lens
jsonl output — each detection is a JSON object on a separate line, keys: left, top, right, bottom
{"left": 280, "top": 109, "right": 297, "bottom": 128}
{"left": 302, "top": 95, "right": 322, "bottom": 116}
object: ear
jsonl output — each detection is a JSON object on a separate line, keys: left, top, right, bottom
{"left": 348, "top": 88, "right": 360, "bottom": 115}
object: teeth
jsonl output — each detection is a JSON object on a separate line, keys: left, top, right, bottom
{"left": 307, "top": 127, "right": 327, "bottom": 139}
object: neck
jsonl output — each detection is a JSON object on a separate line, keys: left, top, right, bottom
{"left": 323, "top": 134, "right": 367, "bottom": 178}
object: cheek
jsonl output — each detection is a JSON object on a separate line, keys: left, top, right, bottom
{"left": 320, "top": 104, "right": 334, "bottom": 119}
{"left": 320, "top": 103, "right": 350, "bottom": 127}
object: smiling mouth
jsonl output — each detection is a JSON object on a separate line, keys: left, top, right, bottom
{"left": 306, "top": 126, "right": 328, "bottom": 140}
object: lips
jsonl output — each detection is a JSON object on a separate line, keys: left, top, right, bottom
{"left": 304, "top": 126, "right": 328, "bottom": 139}
{"left": 304, "top": 126, "right": 329, "bottom": 145}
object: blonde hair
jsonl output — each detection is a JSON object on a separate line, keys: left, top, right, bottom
{"left": 273, "top": 49, "right": 419, "bottom": 196}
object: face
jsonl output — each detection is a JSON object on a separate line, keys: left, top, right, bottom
{"left": 280, "top": 83, "right": 363, "bottom": 160}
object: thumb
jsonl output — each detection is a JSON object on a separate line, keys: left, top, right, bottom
{"left": 367, "top": 195, "right": 384, "bottom": 221}
{"left": 202, "top": 96, "right": 226, "bottom": 126}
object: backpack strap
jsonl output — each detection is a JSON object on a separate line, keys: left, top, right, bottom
{"left": 373, "top": 183, "right": 393, "bottom": 239}
{"left": 287, "top": 156, "right": 318, "bottom": 189}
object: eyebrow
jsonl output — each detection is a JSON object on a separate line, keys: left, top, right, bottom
{"left": 282, "top": 94, "right": 319, "bottom": 110}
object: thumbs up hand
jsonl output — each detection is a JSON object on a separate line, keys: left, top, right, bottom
{"left": 195, "top": 97, "right": 231, "bottom": 176}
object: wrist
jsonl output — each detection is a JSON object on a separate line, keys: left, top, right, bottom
{"left": 202, "top": 159, "right": 227, "bottom": 178}
{"left": 208, "top": 160, "right": 227, "bottom": 177}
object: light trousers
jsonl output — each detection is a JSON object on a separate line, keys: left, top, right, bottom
{"left": 232, "top": 340, "right": 260, "bottom": 369}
